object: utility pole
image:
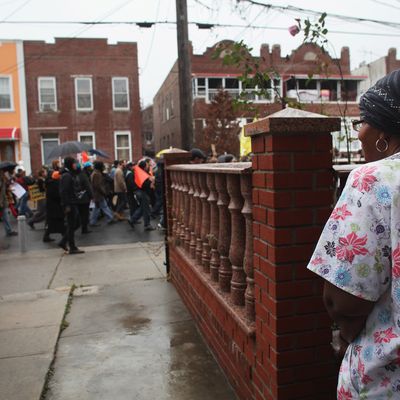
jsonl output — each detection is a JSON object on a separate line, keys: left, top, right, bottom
{"left": 176, "top": 0, "right": 193, "bottom": 150}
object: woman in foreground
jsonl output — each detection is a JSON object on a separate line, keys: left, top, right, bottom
{"left": 308, "top": 69, "right": 400, "bottom": 398}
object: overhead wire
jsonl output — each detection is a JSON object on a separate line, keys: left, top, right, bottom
{"left": 1, "top": 0, "right": 33, "bottom": 22}
{"left": 0, "top": 0, "right": 137, "bottom": 76}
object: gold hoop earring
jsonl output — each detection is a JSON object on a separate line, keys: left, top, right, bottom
{"left": 376, "top": 138, "right": 389, "bottom": 153}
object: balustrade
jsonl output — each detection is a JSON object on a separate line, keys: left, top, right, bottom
{"left": 167, "top": 162, "right": 254, "bottom": 321}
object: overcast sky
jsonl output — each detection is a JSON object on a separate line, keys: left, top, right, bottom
{"left": 0, "top": 0, "right": 399, "bottom": 106}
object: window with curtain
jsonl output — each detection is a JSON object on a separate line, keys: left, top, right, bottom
{"left": 112, "top": 77, "right": 129, "bottom": 110}
{"left": 38, "top": 77, "right": 57, "bottom": 112}
{"left": 0, "top": 76, "right": 12, "bottom": 111}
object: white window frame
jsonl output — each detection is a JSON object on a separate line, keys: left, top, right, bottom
{"left": 114, "top": 131, "right": 132, "bottom": 161}
{"left": 112, "top": 77, "right": 130, "bottom": 111}
{"left": 38, "top": 77, "right": 57, "bottom": 112}
{"left": 0, "top": 75, "right": 14, "bottom": 112}
{"left": 78, "top": 131, "right": 96, "bottom": 149}
{"left": 41, "top": 134, "right": 60, "bottom": 165}
{"left": 75, "top": 77, "right": 93, "bottom": 111}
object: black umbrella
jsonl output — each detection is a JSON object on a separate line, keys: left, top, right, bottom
{"left": 89, "top": 148, "right": 110, "bottom": 159}
{"left": 45, "top": 141, "right": 91, "bottom": 163}
{"left": 0, "top": 161, "right": 17, "bottom": 171}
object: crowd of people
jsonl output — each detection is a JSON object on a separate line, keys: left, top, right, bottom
{"left": 0, "top": 155, "right": 166, "bottom": 254}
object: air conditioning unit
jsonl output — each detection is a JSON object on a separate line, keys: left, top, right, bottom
{"left": 40, "top": 104, "right": 56, "bottom": 112}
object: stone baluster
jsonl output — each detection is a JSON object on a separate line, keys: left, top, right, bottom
{"left": 180, "top": 171, "right": 189, "bottom": 244}
{"left": 185, "top": 171, "right": 194, "bottom": 253}
{"left": 216, "top": 174, "right": 232, "bottom": 292}
{"left": 241, "top": 174, "right": 254, "bottom": 319}
{"left": 189, "top": 173, "right": 198, "bottom": 258}
{"left": 199, "top": 173, "right": 211, "bottom": 272}
{"left": 174, "top": 171, "right": 182, "bottom": 242}
{"left": 170, "top": 171, "right": 177, "bottom": 239}
{"left": 194, "top": 173, "right": 203, "bottom": 264}
{"left": 207, "top": 173, "right": 220, "bottom": 282}
{"left": 227, "top": 174, "right": 246, "bottom": 305}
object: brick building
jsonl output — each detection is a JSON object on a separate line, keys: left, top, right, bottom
{"left": 24, "top": 38, "right": 142, "bottom": 174}
{"left": 141, "top": 105, "right": 155, "bottom": 156}
{"left": 153, "top": 41, "right": 366, "bottom": 156}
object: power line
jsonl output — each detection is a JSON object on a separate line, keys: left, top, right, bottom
{"left": 0, "top": 0, "right": 137, "bottom": 76}
{"left": 1, "top": 19, "right": 400, "bottom": 37}
{"left": 237, "top": 0, "right": 400, "bottom": 29}
{"left": 369, "top": 0, "right": 400, "bottom": 10}
{"left": 1, "top": 0, "right": 33, "bottom": 22}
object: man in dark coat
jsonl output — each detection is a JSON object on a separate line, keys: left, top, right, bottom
{"left": 43, "top": 170, "right": 65, "bottom": 242}
{"left": 59, "top": 157, "right": 84, "bottom": 254}
{"left": 76, "top": 162, "right": 93, "bottom": 234}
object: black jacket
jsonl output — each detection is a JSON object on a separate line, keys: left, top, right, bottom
{"left": 76, "top": 170, "right": 92, "bottom": 204}
{"left": 59, "top": 169, "right": 79, "bottom": 206}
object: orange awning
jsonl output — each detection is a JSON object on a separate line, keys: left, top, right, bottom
{"left": 0, "top": 127, "right": 20, "bottom": 141}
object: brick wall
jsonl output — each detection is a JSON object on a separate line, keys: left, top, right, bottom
{"left": 248, "top": 108, "right": 340, "bottom": 399}
{"left": 166, "top": 108, "right": 342, "bottom": 400}
{"left": 24, "top": 38, "right": 142, "bottom": 173}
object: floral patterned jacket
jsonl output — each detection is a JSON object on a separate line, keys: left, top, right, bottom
{"left": 308, "top": 155, "right": 400, "bottom": 399}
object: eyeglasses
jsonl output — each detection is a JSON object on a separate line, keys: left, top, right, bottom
{"left": 352, "top": 119, "right": 364, "bottom": 132}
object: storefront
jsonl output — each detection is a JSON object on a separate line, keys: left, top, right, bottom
{"left": 0, "top": 127, "right": 20, "bottom": 162}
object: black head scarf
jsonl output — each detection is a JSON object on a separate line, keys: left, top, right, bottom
{"left": 359, "top": 69, "right": 400, "bottom": 135}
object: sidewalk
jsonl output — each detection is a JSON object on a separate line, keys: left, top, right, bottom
{"left": 0, "top": 242, "right": 236, "bottom": 400}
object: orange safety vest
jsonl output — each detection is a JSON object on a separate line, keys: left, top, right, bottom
{"left": 134, "top": 165, "right": 150, "bottom": 189}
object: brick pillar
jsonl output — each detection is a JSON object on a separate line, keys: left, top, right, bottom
{"left": 245, "top": 108, "right": 341, "bottom": 400}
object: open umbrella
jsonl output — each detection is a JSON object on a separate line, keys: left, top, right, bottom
{"left": 89, "top": 148, "right": 110, "bottom": 159}
{"left": 156, "top": 147, "right": 186, "bottom": 158}
{"left": 45, "top": 141, "right": 91, "bottom": 163}
{"left": 0, "top": 161, "right": 17, "bottom": 171}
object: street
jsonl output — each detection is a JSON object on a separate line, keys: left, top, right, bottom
{"left": 0, "top": 218, "right": 236, "bottom": 400}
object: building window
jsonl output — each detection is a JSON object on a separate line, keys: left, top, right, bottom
{"left": 0, "top": 76, "right": 13, "bottom": 111}
{"left": 114, "top": 131, "right": 131, "bottom": 161}
{"left": 38, "top": 77, "right": 57, "bottom": 112}
{"left": 41, "top": 133, "right": 59, "bottom": 165}
{"left": 78, "top": 132, "right": 96, "bottom": 149}
{"left": 75, "top": 77, "right": 93, "bottom": 111}
{"left": 112, "top": 77, "right": 129, "bottom": 110}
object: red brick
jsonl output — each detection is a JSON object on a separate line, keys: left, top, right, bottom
{"left": 293, "top": 190, "right": 333, "bottom": 207}
{"left": 293, "top": 153, "right": 332, "bottom": 170}
{"left": 252, "top": 172, "right": 266, "bottom": 188}
{"left": 260, "top": 225, "right": 292, "bottom": 245}
{"left": 266, "top": 135, "right": 313, "bottom": 152}
{"left": 252, "top": 188, "right": 260, "bottom": 205}
{"left": 254, "top": 238, "right": 268, "bottom": 258}
{"left": 267, "top": 172, "right": 314, "bottom": 189}
{"left": 268, "top": 243, "right": 314, "bottom": 263}
{"left": 268, "top": 280, "right": 314, "bottom": 300}
{"left": 253, "top": 206, "right": 267, "bottom": 224}
{"left": 315, "top": 207, "right": 333, "bottom": 224}
{"left": 259, "top": 258, "right": 293, "bottom": 281}
{"left": 252, "top": 136, "right": 266, "bottom": 153}
{"left": 295, "top": 226, "right": 324, "bottom": 244}
{"left": 267, "top": 209, "right": 314, "bottom": 227}
{"left": 254, "top": 269, "right": 269, "bottom": 291}
{"left": 253, "top": 222, "right": 260, "bottom": 237}
{"left": 258, "top": 154, "right": 291, "bottom": 171}
{"left": 315, "top": 171, "right": 335, "bottom": 187}
{"left": 272, "top": 347, "right": 315, "bottom": 368}
{"left": 271, "top": 314, "right": 318, "bottom": 334}
{"left": 313, "top": 134, "right": 334, "bottom": 151}
{"left": 259, "top": 190, "right": 292, "bottom": 208}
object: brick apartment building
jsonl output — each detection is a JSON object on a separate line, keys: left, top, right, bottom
{"left": 141, "top": 105, "right": 154, "bottom": 156}
{"left": 24, "top": 38, "right": 142, "bottom": 174}
{"left": 153, "top": 41, "right": 366, "bottom": 156}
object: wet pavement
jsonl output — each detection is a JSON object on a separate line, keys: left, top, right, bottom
{"left": 1, "top": 212, "right": 164, "bottom": 253}
{"left": 45, "top": 279, "right": 236, "bottom": 400}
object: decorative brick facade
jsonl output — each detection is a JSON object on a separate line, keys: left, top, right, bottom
{"left": 24, "top": 38, "right": 142, "bottom": 173}
{"left": 153, "top": 41, "right": 364, "bottom": 155}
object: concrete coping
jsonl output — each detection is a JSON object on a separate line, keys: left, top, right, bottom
{"left": 166, "top": 162, "right": 252, "bottom": 174}
{"left": 244, "top": 106, "right": 342, "bottom": 136}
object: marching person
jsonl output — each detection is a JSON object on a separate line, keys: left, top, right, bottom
{"left": 113, "top": 160, "right": 127, "bottom": 221}
{"left": 27, "top": 168, "right": 47, "bottom": 229}
{"left": 0, "top": 169, "right": 17, "bottom": 237}
{"left": 58, "top": 157, "right": 84, "bottom": 254}
{"left": 90, "top": 161, "right": 115, "bottom": 226}
{"left": 76, "top": 161, "right": 93, "bottom": 234}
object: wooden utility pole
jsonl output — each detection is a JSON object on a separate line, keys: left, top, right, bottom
{"left": 176, "top": 0, "right": 193, "bottom": 150}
